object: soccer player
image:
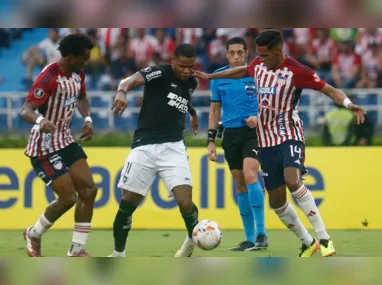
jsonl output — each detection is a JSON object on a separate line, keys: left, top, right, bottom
{"left": 21, "top": 33, "right": 97, "bottom": 257}
{"left": 109, "top": 43, "right": 200, "bottom": 257}
{"left": 193, "top": 29, "right": 366, "bottom": 257}
{"left": 208, "top": 37, "right": 267, "bottom": 251}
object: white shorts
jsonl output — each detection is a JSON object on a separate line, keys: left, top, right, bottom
{"left": 117, "top": 141, "right": 193, "bottom": 197}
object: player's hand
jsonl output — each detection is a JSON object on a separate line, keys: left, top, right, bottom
{"left": 208, "top": 141, "right": 217, "bottom": 162}
{"left": 190, "top": 114, "right": 199, "bottom": 135}
{"left": 112, "top": 92, "right": 127, "bottom": 116}
{"left": 39, "top": 119, "right": 56, "bottom": 133}
{"left": 192, "top": 70, "right": 210, "bottom": 81}
{"left": 80, "top": 121, "right": 94, "bottom": 142}
{"left": 245, "top": 116, "right": 258, "bottom": 128}
{"left": 348, "top": 103, "right": 366, "bottom": 125}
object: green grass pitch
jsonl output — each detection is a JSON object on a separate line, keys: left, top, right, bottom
{"left": 0, "top": 229, "right": 381, "bottom": 257}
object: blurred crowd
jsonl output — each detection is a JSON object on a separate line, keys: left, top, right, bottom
{"left": 0, "top": 28, "right": 382, "bottom": 92}
{"left": 12, "top": 28, "right": 382, "bottom": 92}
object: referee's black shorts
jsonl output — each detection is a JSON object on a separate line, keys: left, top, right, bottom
{"left": 222, "top": 126, "right": 259, "bottom": 170}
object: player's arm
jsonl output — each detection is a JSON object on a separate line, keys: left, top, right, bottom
{"left": 112, "top": 72, "right": 146, "bottom": 116}
{"left": 193, "top": 66, "right": 249, "bottom": 81}
{"left": 209, "top": 102, "right": 221, "bottom": 131}
{"left": 320, "top": 84, "right": 365, "bottom": 125}
{"left": 208, "top": 79, "right": 222, "bottom": 141}
{"left": 188, "top": 99, "right": 198, "bottom": 135}
{"left": 76, "top": 74, "right": 94, "bottom": 142}
{"left": 21, "top": 102, "right": 57, "bottom": 133}
{"left": 20, "top": 80, "right": 56, "bottom": 133}
{"left": 76, "top": 71, "right": 92, "bottom": 120}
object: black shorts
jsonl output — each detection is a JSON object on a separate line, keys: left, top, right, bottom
{"left": 222, "top": 126, "right": 259, "bottom": 170}
{"left": 30, "top": 143, "right": 87, "bottom": 185}
{"left": 258, "top": 140, "right": 307, "bottom": 191}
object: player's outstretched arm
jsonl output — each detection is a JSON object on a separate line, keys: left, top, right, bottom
{"left": 320, "top": 84, "right": 366, "bottom": 125}
{"left": 112, "top": 72, "right": 145, "bottom": 116}
{"left": 192, "top": 66, "right": 249, "bottom": 81}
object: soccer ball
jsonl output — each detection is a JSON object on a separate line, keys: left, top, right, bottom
{"left": 192, "top": 220, "right": 223, "bottom": 250}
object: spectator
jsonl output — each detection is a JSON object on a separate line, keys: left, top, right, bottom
{"left": 101, "top": 37, "right": 137, "bottom": 90}
{"left": 355, "top": 28, "right": 382, "bottom": 55}
{"left": 356, "top": 41, "right": 382, "bottom": 88}
{"left": 331, "top": 40, "right": 361, "bottom": 88}
{"left": 322, "top": 104, "right": 355, "bottom": 146}
{"left": 354, "top": 112, "right": 375, "bottom": 146}
{"left": 21, "top": 28, "right": 61, "bottom": 84}
{"left": 84, "top": 29, "right": 107, "bottom": 89}
{"left": 154, "top": 28, "right": 175, "bottom": 63}
{"left": 129, "top": 28, "right": 158, "bottom": 69}
{"left": 306, "top": 28, "right": 337, "bottom": 83}
{"left": 176, "top": 28, "right": 203, "bottom": 45}
{"left": 207, "top": 28, "right": 228, "bottom": 73}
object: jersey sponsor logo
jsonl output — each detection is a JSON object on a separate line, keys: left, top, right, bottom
{"left": 142, "top": 67, "right": 151, "bottom": 72}
{"left": 167, "top": 92, "right": 188, "bottom": 113}
{"left": 277, "top": 76, "right": 286, "bottom": 87}
{"left": 258, "top": 87, "right": 276, "bottom": 95}
{"left": 146, "top": 70, "right": 162, "bottom": 81}
{"left": 277, "top": 113, "right": 286, "bottom": 137}
{"left": 63, "top": 96, "right": 77, "bottom": 107}
{"left": 245, "top": 85, "right": 256, "bottom": 97}
{"left": 34, "top": 88, "right": 44, "bottom": 99}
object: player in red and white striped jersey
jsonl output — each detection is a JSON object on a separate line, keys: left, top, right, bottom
{"left": 193, "top": 29, "right": 365, "bottom": 257}
{"left": 21, "top": 33, "right": 97, "bottom": 257}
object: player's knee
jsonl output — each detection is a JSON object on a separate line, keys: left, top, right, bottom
{"left": 268, "top": 193, "right": 286, "bottom": 209}
{"left": 79, "top": 183, "right": 98, "bottom": 202}
{"left": 284, "top": 179, "right": 301, "bottom": 192}
{"left": 243, "top": 170, "right": 258, "bottom": 185}
{"left": 236, "top": 183, "right": 247, "bottom": 194}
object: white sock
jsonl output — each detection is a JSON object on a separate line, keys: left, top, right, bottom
{"left": 292, "top": 185, "right": 330, "bottom": 240}
{"left": 274, "top": 202, "right": 313, "bottom": 246}
{"left": 29, "top": 214, "right": 53, "bottom": 238}
{"left": 70, "top": 223, "right": 91, "bottom": 253}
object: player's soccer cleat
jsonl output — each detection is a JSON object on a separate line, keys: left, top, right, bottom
{"left": 245, "top": 234, "right": 269, "bottom": 251}
{"left": 319, "top": 239, "right": 336, "bottom": 257}
{"left": 229, "top": 241, "right": 255, "bottom": 251}
{"left": 107, "top": 251, "right": 126, "bottom": 257}
{"left": 66, "top": 249, "right": 92, "bottom": 257}
{"left": 299, "top": 238, "right": 320, "bottom": 257}
{"left": 24, "top": 227, "right": 42, "bottom": 257}
{"left": 175, "top": 237, "right": 196, "bottom": 257}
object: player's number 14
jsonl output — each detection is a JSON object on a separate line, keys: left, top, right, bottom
{"left": 290, "top": 145, "right": 302, "bottom": 159}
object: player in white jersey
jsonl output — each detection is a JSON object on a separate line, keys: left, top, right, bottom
{"left": 193, "top": 29, "right": 365, "bottom": 257}
{"left": 21, "top": 33, "right": 97, "bottom": 257}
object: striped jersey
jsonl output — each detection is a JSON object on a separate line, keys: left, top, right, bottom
{"left": 25, "top": 62, "right": 86, "bottom": 157}
{"left": 245, "top": 56, "right": 326, "bottom": 148}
